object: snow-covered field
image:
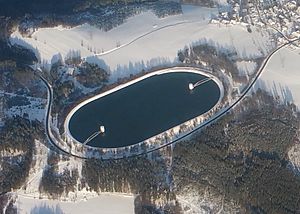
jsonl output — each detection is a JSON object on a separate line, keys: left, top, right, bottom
{"left": 255, "top": 46, "right": 300, "bottom": 107}
{"left": 10, "top": 5, "right": 272, "bottom": 81}
{"left": 10, "top": 6, "right": 216, "bottom": 66}
{"left": 16, "top": 194, "right": 134, "bottom": 214}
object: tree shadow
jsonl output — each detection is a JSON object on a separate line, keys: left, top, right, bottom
{"left": 255, "top": 79, "right": 295, "bottom": 107}
{"left": 110, "top": 56, "right": 175, "bottom": 81}
{"left": 30, "top": 203, "right": 64, "bottom": 214}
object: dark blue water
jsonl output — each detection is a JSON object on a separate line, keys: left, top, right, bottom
{"left": 69, "top": 72, "right": 220, "bottom": 148}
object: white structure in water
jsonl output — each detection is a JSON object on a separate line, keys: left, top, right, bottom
{"left": 189, "top": 83, "right": 194, "bottom": 90}
{"left": 100, "top": 125, "right": 105, "bottom": 134}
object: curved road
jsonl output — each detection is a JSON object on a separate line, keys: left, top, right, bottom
{"left": 32, "top": 37, "right": 300, "bottom": 160}
{"left": 93, "top": 20, "right": 193, "bottom": 57}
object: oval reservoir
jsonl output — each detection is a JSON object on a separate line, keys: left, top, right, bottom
{"left": 68, "top": 71, "right": 221, "bottom": 148}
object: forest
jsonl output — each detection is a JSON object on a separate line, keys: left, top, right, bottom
{"left": 173, "top": 90, "right": 300, "bottom": 213}
{"left": 0, "top": 116, "right": 44, "bottom": 194}
{"left": 0, "top": 0, "right": 171, "bottom": 18}
{"left": 76, "top": 62, "right": 109, "bottom": 88}
{"left": 0, "top": 41, "right": 37, "bottom": 66}
{"left": 0, "top": 0, "right": 181, "bottom": 35}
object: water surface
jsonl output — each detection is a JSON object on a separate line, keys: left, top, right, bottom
{"left": 69, "top": 72, "right": 220, "bottom": 148}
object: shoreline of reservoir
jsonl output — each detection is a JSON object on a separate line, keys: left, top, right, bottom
{"left": 64, "top": 67, "right": 224, "bottom": 150}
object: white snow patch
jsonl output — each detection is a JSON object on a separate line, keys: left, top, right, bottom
{"left": 236, "top": 60, "right": 257, "bottom": 76}
{"left": 255, "top": 46, "right": 300, "bottom": 107}
{"left": 0, "top": 149, "right": 24, "bottom": 157}
{"left": 16, "top": 194, "right": 134, "bottom": 214}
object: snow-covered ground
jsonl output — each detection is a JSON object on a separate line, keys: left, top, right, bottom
{"left": 8, "top": 3, "right": 290, "bottom": 213}
{"left": 5, "top": 98, "right": 46, "bottom": 122}
{"left": 236, "top": 60, "right": 257, "bottom": 76}
{"left": 10, "top": 5, "right": 272, "bottom": 81}
{"left": 10, "top": 6, "right": 215, "bottom": 64}
{"left": 16, "top": 194, "right": 134, "bottom": 214}
{"left": 255, "top": 46, "right": 300, "bottom": 107}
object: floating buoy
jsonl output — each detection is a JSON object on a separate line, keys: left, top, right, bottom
{"left": 189, "top": 83, "right": 194, "bottom": 90}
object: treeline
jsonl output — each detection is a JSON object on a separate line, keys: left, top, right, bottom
{"left": 172, "top": 90, "right": 300, "bottom": 213}
{"left": 76, "top": 62, "right": 109, "bottom": 88}
{"left": 0, "top": 0, "right": 83, "bottom": 18}
{"left": 39, "top": 152, "right": 79, "bottom": 198}
{"left": 39, "top": 152, "right": 178, "bottom": 212}
{"left": 179, "top": 43, "right": 241, "bottom": 75}
{"left": 0, "top": 40, "right": 37, "bottom": 65}
{"left": 0, "top": 0, "right": 178, "bottom": 19}
{"left": 49, "top": 61, "right": 109, "bottom": 114}
{"left": 0, "top": 16, "right": 37, "bottom": 66}
{"left": 14, "top": 1, "right": 181, "bottom": 34}
{"left": 82, "top": 156, "right": 170, "bottom": 199}
{"left": 39, "top": 167, "right": 79, "bottom": 199}
{"left": 37, "top": 151, "right": 180, "bottom": 212}
{"left": 177, "top": 42, "right": 263, "bottom": 83}
{"left": 0, "top": 116, "right": 43, "bottom": 193}
{"left": 82, "top": 155, "right": 181, "bottom": 213}
{"left": 0, "top": 61, "right": 44, "bottom": 98}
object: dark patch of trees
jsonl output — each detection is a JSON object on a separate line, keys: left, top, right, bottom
{"left": 172, "top": 90, "right": 300, "bottom": 213}
{"left": 0, "top": 193, "right": 17, "bottom": 214}
{"left": 53, "top": 80, "right": 75, "bottom": 108}
{"left": 0, "top": 40, "right": 37, "bottom": 65}
{"left": 65, "top": 52, "right": 81, "bottom": 66}
{"left": 6, "top": 96, "right": 30, "bottom": 108}
{"left": 135, "top": 195, "right": 183, "bottom": 214}
{"left": 76, "top": 62, "right": 109, "bottom": 88}
{"left": 39, "top": 167, "right": 79, "bottom": 199}
{"left": 0, "top": 116, "right": 43, "bottom": 193}
{"left": 180, "top": 0, "right": 215, "bottom": 7}
{"left": 0, "top": 17, "right": 37, "bottom": 65}
{"left": 49, "top": 61, "right": 109, "bottom": 123}
{"left": 177, "top": 43, "right": 263, "bottom": 84}
{"left": 81, "top": 155, "right": 176, "bottom": 210}
{"left": 39, "top": 152, "right": 79, "bottom": 199}
{"left": 0, "top": 0, "right": 83, "bottom": 18}
{"left": 0, "top": 63, "right": 44, "bottom": 98}
{"left": 0, "top": 0, "right": 181, "bottom": 34}
{"left": 0, "top": 0, "right": 180, "bottom": 18}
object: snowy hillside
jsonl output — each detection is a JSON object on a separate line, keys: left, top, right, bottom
{"left": 255, "top": 46, "right": 300, "bottom": 107}
{"left": 10, "top": 5, "right": 272, "bottom": 81}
